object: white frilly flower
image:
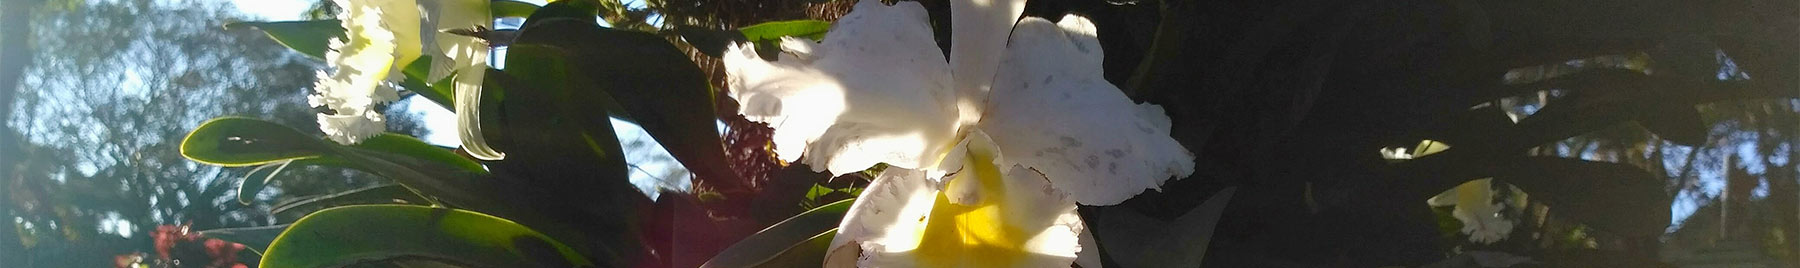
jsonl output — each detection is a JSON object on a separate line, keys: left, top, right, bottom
{"left": 310, "top": 0, "right": 417, "bottom": 144}
{"left": 310, "top": 0, "right": 498, "bottom": 158}
{"left": 721, "top": 0, "right": 1196, "bottom": 266}
{"left": 1428, "top": 178, "right": 1515, "bottom": 244}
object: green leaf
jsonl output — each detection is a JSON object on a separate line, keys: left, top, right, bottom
{"left": 491, "top": 0, "right": 541, "bottom": 18}
{"left": 399, "top": 57, "right": 458, "bottom": 110}
{"left": 180, "top": 117, "right": 485, "bottom": 173}
{"left": 1634, "top": 102, "right": 1706, "bottom": 146}
{"left": 237, "top": 160, "right": 291, "bottom": 205}
{"left": 182, "top": 117, "right": 642, "bottom": 265}
{"left": 237, "top": 157, "right": 354, "bottom": 205}
{"left": 494, "top": 46, "right": 647, "bottom": 265}
{"left": 676, "top": 20, "right": 830, "bottom": 59}
{"left": 494, "top": 44, "right": 628, "bottom": 177}
{"left": 179, "top": 118, "right": 548, "bottom": 240}
{"left": 271, "top": 184, "right": 427, "bottom": 216}
{"left": 199, "top": 224, "right": 291, "bottom": 255}
{"left": 355, "top": 133, "right": 487, "bottom": 174}
{"left": 738, "top": 20, "right": 832, "bottom": 42}
{"left": 1088, "top": 187, "right": 1237, "bottom": 268}
{"left": 1496, "top": 157, "right": 1669, "bottom": 238}
{"left": 186, "top": 117, "right": 484, "bottom": 205}
{"left": 225, "top": 20, "right": 344, "bottom": 60}
{"left": 702, "top": 199, "right": 853, "bottom": 268}
{"left": 754, "top": 232, "right": 834, "bottom": 268}
{"left": 179, "top": 117, "right": 330, "bottom": 167}
{"left": 521, "top": 0, "right": 598, "bottom": 29}
{"left": 261, "top": 205, "right": 594, "bottom": 268}
{"left": 512, "top": 18, "right": 742, "bottom": 188}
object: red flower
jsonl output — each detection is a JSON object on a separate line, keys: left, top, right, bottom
{"left": 145, "top": 223, "right": 250, "bottom": 268}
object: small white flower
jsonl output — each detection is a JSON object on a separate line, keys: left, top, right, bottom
{"left": 723, "top": 0, "right": 1196, "bottom": 266}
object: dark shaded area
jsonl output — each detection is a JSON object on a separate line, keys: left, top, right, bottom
{"left": 1020, "top": 0, "right": 1799, "bottom": 266}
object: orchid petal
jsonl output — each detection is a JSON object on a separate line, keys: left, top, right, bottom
{"left": 317, "top": 112, "right": 386, "bottom": 145}
{"left": 828, "top": 168, "right": 941, "bottom": 267}
{"left": 311, "top": 0, "right": 420, "bottom": 144}
{"left": 828, "top": 133, "right": 1082, "bottom": 268}
{"left": 420, "top": 0, "right": 504, "bottom": 160}
{"left": 722, "top": 0, "right": 960, "bottom": 175}
{"left": 948, "top": 0, "right": 1027, "bottom": 125}
{"left": 981, "top": 16, "right": 1195, "bottom": 205}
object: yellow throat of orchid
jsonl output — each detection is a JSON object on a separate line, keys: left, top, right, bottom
{"left": 913, "top": 135, "right": 1032, "bottom": 267}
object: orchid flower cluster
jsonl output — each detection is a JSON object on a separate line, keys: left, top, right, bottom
{"left": 721, "top": 0, "right": 1196, "bottom": 266}
{"left": 308, "top": 0, "right": 503, "bottom": 161}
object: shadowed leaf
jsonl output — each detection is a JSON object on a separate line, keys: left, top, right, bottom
{"left": 260, "top": 205, "right": 593, "bottom": 267}
{"left": 703, "top": 199, "right": 853, "bottom": 268}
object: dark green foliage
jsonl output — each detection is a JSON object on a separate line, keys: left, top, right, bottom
{"left": 1033, "top": 0, "right": 1798, "bottom": 266}
{"left": 509, "top": 17, "right": 742, "bottom": 200}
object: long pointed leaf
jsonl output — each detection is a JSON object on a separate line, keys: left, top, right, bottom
{"left": 702, "top": 199, "right": 854, "bottom": 268}
{"left": 1497, "top": 157, "right": 1669, "bottom": 238}
{"left": 492, "top": 0, "right": 541, "bottom": 18}
{"left": 270, "top": 184, "right": 427, "bottom": 216}
{"left": 199, "top": 224, "right": 291, "bottom": 255}
{"left": 180, "top": 117, "right": 330, "bottom": 167}
{"left": 737, "top": 20, "right": 831, "bottom": 42}
{"left": 237, "top": 160, "right": 292, "bottom": 205}
{"left": 754, "top": 232, "right": 835, "bottom": 268}
{"left": 261, "top": 205, "right": 593, "bottom": 267}
{"left": 225, "top": 20, "right": 345, "bottom": 60}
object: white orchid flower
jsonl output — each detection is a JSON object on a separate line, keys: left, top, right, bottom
{"left": 310, "top": 0, "right": 501, "bottom": 161}
{"left": 310, "top": 0, "right": 418, "bottom": 144}
{"left": 721, "top": 0, "right": 1195, "bottom": 266}
{"left": 1427, "top": 178, "right": 1516, "bottom": 244}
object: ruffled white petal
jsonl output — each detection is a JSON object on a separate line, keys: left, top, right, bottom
{"left": 948, "top": 0, "right": 1027, "bottom": 125}
{"left": 980, "top": 17, "right": 1195, "bottom": 205}
{"left": 828, "top": 132, "right": 1081, "bottom": 267}
{"left": 829, "top": 168, "right": 942, "bottom": 267}
{"left": 317, "top": 112, "right": 386, "bottom": 144}
{"left": 1004, "top": 167, "right": 1084, "bottom": 265}
{"left": 310, "top": 0, "right": 421, "bottom": 144}
{"left": 1074, "top": 226, "right": 1102, "bottom": 268}
{"left": 722, "top": 0, "right": 960, "bottom": 175}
